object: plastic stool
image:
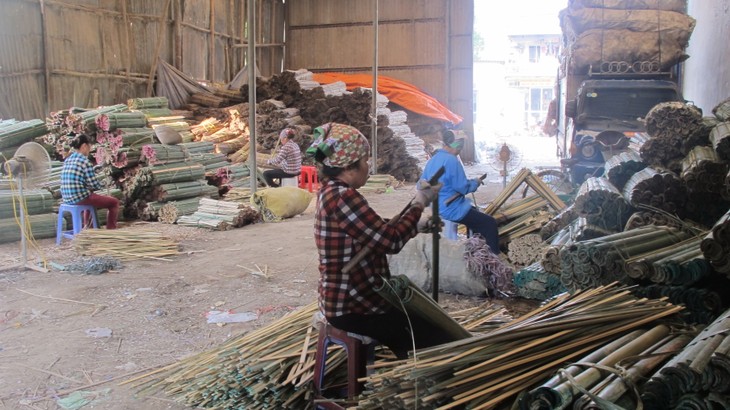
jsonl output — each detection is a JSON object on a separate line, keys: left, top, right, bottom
{"left": 56, "top": 204, "right": 99, "bottom": 245}
{"left": 280, "top": 176, "right": 298, "bottom": 187}
{"left": 299, "top": 165, "right": 319, "bottom": 192}
{"left": 443, "top": 219, "right": 459, "bottom": 240}
{"left": 313, "top": 321, "right": 377, "bottom": 409}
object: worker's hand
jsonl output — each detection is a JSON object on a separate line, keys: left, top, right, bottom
{"left": 417, "top": 217, "right": 442, "bottom": 233}
{"left": 413, "top": 180, "right": 442, "bottom": 208}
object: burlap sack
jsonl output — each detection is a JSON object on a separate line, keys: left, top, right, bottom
{"left": 568, "top": 0, "right": 686, "bottom": 12}
{"left": 251, "top": 186, "right": 312, "bottom": 221}
{"left": 562, "top": 8, "right": 695, "bottom": 38}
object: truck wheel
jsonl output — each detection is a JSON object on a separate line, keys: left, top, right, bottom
{"left": 522, "top": 169, "right": 572, "bottom": 199}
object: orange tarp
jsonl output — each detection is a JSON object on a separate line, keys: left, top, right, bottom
{"left": 312, "top": 73, "right": 463, "bottom": 125}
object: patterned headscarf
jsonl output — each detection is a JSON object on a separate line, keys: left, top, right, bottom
{"left": 305, "top": 123, "right": 370, "bottom": 168}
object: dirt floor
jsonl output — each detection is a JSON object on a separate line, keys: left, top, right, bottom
{"left": 0, "top": 162, "right": 545, "bottom": 409}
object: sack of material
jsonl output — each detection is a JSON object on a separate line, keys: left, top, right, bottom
{"left": 568, "top": 0, "right": 687, "bottom": 12}
{"left": 251, "top": 186, "right": 312, "bottom": 221}
{"left": 561, "top": 8, "right": 695, "bottom": 39}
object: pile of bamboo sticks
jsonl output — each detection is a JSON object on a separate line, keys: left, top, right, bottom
{"left": 512, "top": 262, "right": 567, "bottom": 300}
{"left": 128, "top": 97, "right": 169, "bottom": 110}
{"left": 523, "top": 325, "right": 697, "bottom": 410}
{"left": 625, "top": 236, "right": 710, "bottom": 285}
{"left": 573, "top": 177, "right": 630, "bottom": 231}
{"left": 0, "top": 119, "right": 49, "bottom": 150}
{"left": 499, "top": 211, "right": 554, "bottom": 246}
{"left": 151, "top": 180, "right": 219, "bottom": 202}
{"left": 73, "top": 228, "right": 180, "bottom": 261}
{"left": 356, "top": 283, "right": 682, "bottom": 410}
{"left": 680, "top": 145, "right": 728, "bottom": 193}
{"left": 507, "top": 233, "right": 546, "bottom": 267}
{"left": 558, "top": 225, "right": 692, "bottom": 291}
{"left": 641, "top": 307, "right": 730, "bottom": 409}
{"left": 0, "top": 213, "right": 61, "bottom": 244}
{"left": 176, "top": 197, "right": 260, "bottom": 230}
{"left": 540, "top": 204, "right": 577, "bottom": 240}
{"left": 156, "top": 197, "right": 200, "bottom": 223}
{"left": 701, "top": 209, "right": 730, "bottom": 276}
{"left": 141, "top": 144, "right": 189, "bottom": 165}
{"left": 631, "top": 284, "right": 724, "bottom": 325}
{"left": 623, "top": 167, "right": 688, "bottom": 216}
{"left": 603, "top": 150, "right": 647, "bottom": 190}
{"left": 710, "top": 121, "right": 730, "bottom": 161}
{"left": 99, "top": 112, "right": 147, "bottom": 131}
{"left": 624, "top": 210, "right": 686, "bottom": 231}
{"left": 0, "top": 189, "right": 55, "bottom": 219}
{"left": 484, "top": 168, "right": 566, "bottom": 216}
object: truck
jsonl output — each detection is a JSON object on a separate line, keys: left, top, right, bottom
{"left": 554, "top": 2, "right": 694, "bottom": 185}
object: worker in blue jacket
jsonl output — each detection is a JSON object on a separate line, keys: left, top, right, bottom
{"left": 421, "top": 130, "right": 499, "bottom": 254}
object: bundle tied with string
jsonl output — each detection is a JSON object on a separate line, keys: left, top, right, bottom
{"left": 374, "top": 275, "right": 471, "bottom": 341}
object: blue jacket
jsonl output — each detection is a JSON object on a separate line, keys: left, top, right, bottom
{"left": 421, "top": 149, "right": 479, "bottom": 222}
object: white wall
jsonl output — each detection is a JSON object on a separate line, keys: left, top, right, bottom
{"left": 683, "top": 0, "right": 730, "bottom": 113}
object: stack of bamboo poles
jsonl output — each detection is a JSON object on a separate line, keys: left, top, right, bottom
{"left": 623, "top": 167, "right": 688, "bottom": 216}
{"left": 0, "top": 119, "right": 49, "bottom": 151}
{"left": 179, "top": 141, "right": 215, "bottom": 156}
{"left": 138, "top": 108, "right": 173, "bottom": 119}
{"left": 0, "top": 213, "right": 61, "bottom": 244}
{"left": 190, "top": 93, "right": 228, "bottom": 108}
{"left": 558, "top": 225, "right": 692, "bottom": 291}
{"left": 625, "top": 236, "right": 711, "bottom": 285}
{"left": 523, "top": 325, "right": 697, "bottom": 410}
{"left": 176, "top": 197, "right": 260, "bottom": 230}
{"left": 222, "top": 187, "right": 255, "bottom": 203}
{"left": 540, "top": 205, "right": 577, "bottom": 240}
{"left": 573, "top": 177, "right": 631, "bottom": 231}
{"left": 709, "top": 121, "right": 730, "bottom": 161}
{"left": 141, "top": 144, "right": 189, "bottom": 165}
{"left": 215, "top": 136, "right": 247, "bottom": 155}
{"left": 73, "top": 228, "right": 180, "bottom": 261}
{"left": 641, "top": 307, "right": 730, "bottom": 409}
{"left": 98, "top": 112, "right": 147, "bottom": 131}
{"left": 126, "top": 163, "right": 206, "bottom": 203}
{"left": 484, "top": 168, "right": 566, "bottom": 216}
{"left": 151, "top": 121, "right": 194, "bottom": 142}
{"left": 680, "top": 145, "right": 728, "bottom": 193}
{"left": 228, "top": 141, "right": 251, "bottom": 163}
{"left": 186, "top": 153, "right": 230, "bottom": 174}
{"left": 541, "top": 229, "right": 572, "bottom": 275}
{"left": 191, "top": 118, "right": 224, "bottom": 140}
{"left": 701, "top": 209, "right": 730, "bottom": 276}
{"left": 150, "top": 180, "right": 219, "bottom": 202}
{"left": 571, "top": 217, "right": 617, "bottom": 242}
{"left": 641, "top": 102, "right": 704, "bottom": 170}
{"left": 128, "top": 97, "right": 169, "bottom": 110}
{"left": 603, "top": 150, "right": 647, "bottom": 191}
{"left": 128, "top": 302, "right": 511, "bottom": 410}
{"left": 512, "top": 262, "right": 567, "bottom": 300}
{"left": 156, "top": 197, "right": 201, "bottom": 223}
{"left": 119, "top": 128, "right": 157, "bottom": 147}
{"left": 636, "top": 285, "right": 724, "bottom": 325}
{"left": 624, "top": 210, "right": 686, "bottom": 231}
{"left": 498, "top": 210, "right": 554, "bottom": 244}
{"left": 507, "top": 234, "right": 546, "bottom": 267}
{"left": 492, "top": 195, "right": 551, "bottom": 224}
{"left": 50, "top": 104, "right": 127, "bottom": 135}
{"left": 356, "top": 284, "right": 683, "bottom": 410}
{"left": 0, "top": 189, "right": 55, "bottom": 218}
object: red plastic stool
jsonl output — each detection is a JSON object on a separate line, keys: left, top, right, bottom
{"left": 312, "top": 320, "right": 376, "bottom": 409}
{"left": 299, "top": 165, "right": 319, "bottom": 192}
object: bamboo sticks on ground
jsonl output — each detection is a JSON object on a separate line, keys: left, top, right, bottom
{"left": 73, "top": 228, "right": 180, "bottom": 261}
{"left": 176, "top": 197, "right": 260, "bottom": 230}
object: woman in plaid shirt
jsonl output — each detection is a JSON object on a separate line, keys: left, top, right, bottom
{"left": 60, "top": 134, "right": 120, "bottom": 229}
{"left": 263, "top": 128, "right": 302, "bottom": 187}
{"left": 307, "top": 123, "right": 454, "bottom": 359}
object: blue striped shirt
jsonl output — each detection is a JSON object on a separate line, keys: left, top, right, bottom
{"left": 60, "top": 152, "right": 102, "bottom": 204}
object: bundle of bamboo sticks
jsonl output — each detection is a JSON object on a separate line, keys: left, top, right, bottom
{"left": 127, "top": 97, "right": 169, "bottom": 110}
{"left": 573, "top": 177, "right": 631, "bottom": 231}
{"left": 558, "top": 225, "right": 692, "bottom": 291}
{"left": 680, "top": 145, "right": 728, "bottom": 193}
{"left": 176, "top": 197, "right": 260, "bottom": 230}
{"left": 0, "top": 213, "right": 61, "bottom": 244}
{"left": 156, "top": 197, "right": 201, "bottom": 223}
{"left": 709, "top": 120, "right": 730, "bottom": 161}
{"left": 623, "top": 167, "right": 688, "bottom": 216}
{"left": 0, "top": 189, "right": 55, "bottom": 219}
{"left": 507, "top": 233, "right": 545, "bottom": 267}
{"left": 625, "top": 236, "right": 710, "bottom": 285}
{"left": 512, "top": 262, "right": 567, "bottom": 300}
{"left": 0, "top": 119, "right": 49, "bottom": 150}
{"left": 73, "top": 228, "right": 180, "bottom": 261}
{"left": 603, "top": 150, "right": 647, "bottom": 191}
{"left": 150, "top": 180, "right": 219, "bottom": 202}
{"left": 356, "top": 283, "right": 682, "bottom": 410}
{"left": 700, "top": 209, "right": 730, "bottom": 275}
{"left": 641, "top": 306, "right": 730, "bottom": 409}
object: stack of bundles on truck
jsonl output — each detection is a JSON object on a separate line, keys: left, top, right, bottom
{"left": 560, "top": 1, "right": 695, "bottom": 74}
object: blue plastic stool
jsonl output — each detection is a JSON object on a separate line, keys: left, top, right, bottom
{"left": 56, "top": 204, "right": 99, "bottom": 245}
{"left": 443, "top": 219, "right": 459, "bottom": 240}
{"left": 313, "top": 320, "right": 377, "bottom": 409}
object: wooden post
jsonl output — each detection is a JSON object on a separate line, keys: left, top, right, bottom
{"left": 39, "top": 0, "right": 52, "bottom": 114}
{"left": 209, "top": 0, "right": 215, "bottom": 82}
{"left": 146, "top": 0, "right": 172, "bottom": 97}
{"left": 122, "top": 0, "right": 132, "bottom": 86}
{"left": 174, "top": 0, "right": 183, "bottom": 70}
{"left": 227, "top": 0, "right": 234, "bottom": 82}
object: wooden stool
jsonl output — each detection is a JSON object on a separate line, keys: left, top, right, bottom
{"left": 312, "top": 320, "right": 377, "bottom": 409}
{"left": 56, "top": 203, "right": 98, "bottom": 245}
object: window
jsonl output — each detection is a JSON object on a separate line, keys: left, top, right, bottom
{"left": 528, "top": 45, "right": 540, "bottom": 63}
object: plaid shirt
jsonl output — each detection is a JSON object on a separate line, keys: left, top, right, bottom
{"left": 60, "top": 152, "right": 102, "bottom": 204}
{"left": 315, "top": 179, "right": 422, "bottom": 318}
{"left": 267, "top": 140, "right": 302, "bottom": 174}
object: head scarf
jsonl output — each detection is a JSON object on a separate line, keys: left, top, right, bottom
{"left": 305, "top": 123, "right": 370, "bottom": 168}
{"left": 279, "top": 128, "right": 296, "bottom": 140}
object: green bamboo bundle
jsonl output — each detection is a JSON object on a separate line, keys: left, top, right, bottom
{"left": 119, "top": 128, "right": 157, "bottom": 147}
{"left": 141, "top": 144, "right": 189, "bottom": 164}
{"left": 74, "top": 228, "right": 180, "bottom": 261}
{"left": 140, "top": 201, "right": 164, "bottom": 221}
{"left": 572, "top": 216, "right": 618, "bottom": 242}
{"left": 179, "top": 141, "right": 215, "bottom": 156}
{"left": 146, "top": 116, "right": 188, "bottom": 127}
{"left": 573, "top": 177, "right": 631, "bottom": 231}
{"left": 127, "top": 97, "right": 169, "bottom": 110}
{"left": 179, "top": 197, "right": 260, "bottom": 228}
{"left": 710, "top": 121, "right": 730, "bottom": 161}
{"left": 641, "top": 306, "right": 730, "bottom": 409}
{"left": 680, "top": 145, "right": 728, "bottom": 193}
{"left": 157, "top": 197, "right": 201, "bottom": 223}
{"left": 139, "top": 108, "right": 173, "bottom": 118}
{"left": 0, "top": 119, "right": 18, "bottom": 128}
{"left": 151, "top": 163, "right": 206, "bottom": 185}
{"left": 357, "top": 283, "right": 682, "bottom": 410}
{"left": 152, "top": 180, "right": 219, "bottom": 202}
{"left": 100, "top": 112, "right": 147, "bottom": 131}
{"left": 700, "top": 209, "right": 730, "bottom": 275}
{"left": 622, "top": 167, "right": 688, "bottom": 216}
{"left": 186, "top": 153, "right": 230, "bottom": 173}
{"left": 603, "top": 150, "right": 647, "bottom": 191}
{"left": 540, "top": 228, "right": 572, "bottom": 275}
{"left": 623, "top": 210, "right": 686, "bottom": 231}
{"left": 513, "top": 262, "right": 567, "bottom": 300}
{"left": 176, "top": 214, "right": 231, "bottom": 230}
{"left": 360, "top": 174, "right": 398, "bottom": 194}
{"left": 0, "top": 119, "right": 49, "bottom": 149}
{"left": 558, "top": 225, "right": 692, "bottom": 291}
{"left": 0, "top": 212, "right": 62, "bottom": 244}
{"left": 0, "top": 145, "right": 21, "bottom": 163}
{"left": 60, "top": 104, "right": 128, "bottom": 133}
{"left": 0, "top": 189, "right": 56, "bottom": 219}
